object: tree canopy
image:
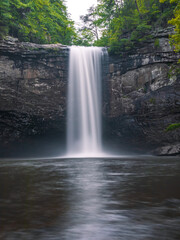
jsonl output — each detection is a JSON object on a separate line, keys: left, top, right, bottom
{"left": 0, "top": 0, "right": 179, "bottom": 52}
{"left": 77, "top": 0, "right": 178, "bottom": 54}
{"left": 0, "top": 0, "right": 76, "bottom": 44}
{"left": 160, "top": 0, "right": 180, "bottom": 52}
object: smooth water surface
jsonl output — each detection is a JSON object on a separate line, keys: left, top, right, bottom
{"left": 0, "top": 157, "right": 180, "bottom": 240}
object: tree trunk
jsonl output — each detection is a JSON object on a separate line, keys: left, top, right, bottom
{"left": 134, "top": 0, "right": 142, "bottom": 19}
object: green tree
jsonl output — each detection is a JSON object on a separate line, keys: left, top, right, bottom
{"left": 160, "top": 0, "right": 180, "bottom": 52}
{"left": 1, "top": 0, "right": 76, "bottom": 44}
{"left": 79, "top": 0, "right": 176, "bottom": 54}
{"left": 73, "top": 28, "right": 95, "bottom": 46}
{"left": 0, "top": 0, "right": 12, "bottom": 38}
{"left": 80, "top": 6, "right": 100, "bottom": 42}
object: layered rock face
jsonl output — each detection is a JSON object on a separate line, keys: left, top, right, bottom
{"left": 105, "top": 28, "right": 180, "bottom": 155}
{"left": 0, "top": 29, "right": 179, "bottom": 156}
{"left": 0, "top": 37, "right": 69, "bottom": 153}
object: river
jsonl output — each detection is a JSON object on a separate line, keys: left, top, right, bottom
{"left": 0, "top": 156, "right": 180, "bottom": 240}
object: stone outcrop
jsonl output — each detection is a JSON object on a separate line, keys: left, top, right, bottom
{"left": 105, "top": 27, "right": 180, "bottom": 155}
{"left": 0, "top": 36, "right": 69, "bottom": 152}
{"left": 154, "top": 143, "right": 180, "bottom": 156}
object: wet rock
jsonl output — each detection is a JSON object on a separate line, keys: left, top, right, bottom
{"left": 0, "top": 29, "right": 180, "bottom": 156}
{"left": 105, "top": 27, "right": 180, "bottom": 153}
{"left": 0, "top": 37, "right": 69, "bottom": 145}
{"left": 153, "top": 143, "right": 180, "bottom": 156}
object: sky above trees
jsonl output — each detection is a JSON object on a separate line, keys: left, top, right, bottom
{"left": 65, "top": 0, "right": 97, "bottom": 25}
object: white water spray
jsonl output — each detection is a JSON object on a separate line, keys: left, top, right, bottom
{"left": 67, "top": 46, "right": 103, "bottom": 157}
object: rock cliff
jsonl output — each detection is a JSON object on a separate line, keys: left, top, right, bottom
{"left": 0, "top": 28, "right": 179, "bottom": 156}
{"left": 0, "top": 37, "right": 69, "bottom": 156}
{"left": 105, "top": 27, "right": 180, "bottom": 155}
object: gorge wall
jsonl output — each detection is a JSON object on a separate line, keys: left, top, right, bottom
{"left": 0, "top": 28, "right": 179, "bottom": 156}
{"left": 105, "top": 27, "right": 180, "bottom": 155}
{"left": 0, "top": 37, "right": 69, "bottom": 156}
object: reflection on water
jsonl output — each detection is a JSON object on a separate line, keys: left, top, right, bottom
{"left": 0, "top": 157, "right": 180, "bottom": 240}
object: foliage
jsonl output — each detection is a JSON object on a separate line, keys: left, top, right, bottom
{"left": 165, "top": 122, "right": 180, "bottom": 131}
{"left": 1, "top": 0, "right": 179, "bottom": 50}
{"left": 149, "top": 98, "right": 156, "bottom": 104}
{"left": 78, "top": 0, "right": 177, "bottom": 54}
{"left": 0, "top": 0, "right": 12, "bottom": 38}
{"left": 79, "top": 6, "right": 100, "bottom": 43}
{"left": 160, "top": 0, "right": 180, "bottom": 53}
{"left": 154, "top": 38, "right": 160, "bottom": 47}
{"left": 73, "top": 28, "right": 94, "bottom": 46}
{"left": 0, "top": 0, "right": 76, "bottom": 44}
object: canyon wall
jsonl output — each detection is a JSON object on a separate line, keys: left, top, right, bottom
{"left": 105, "top": 27, "right": 180, "bottom": 155}
{"left": 0, "top": 29, "right": 179, "bottom": 156}
{"left": 0, "top": 37, "right": 69, "bottom": 155}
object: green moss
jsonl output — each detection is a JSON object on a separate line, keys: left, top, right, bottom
{"left": 122, "top": 95, "right": 128, "bottom": 99}
{"left": 28, "top": 47, "right": 39, "bottom": 51}
{"left": 143, "top": 86, "right": 148, "bottom": 93}
{"left": 149, "top": 98, "right": 156, "bottom": 104}
{"left": 168, "top": 64, "right": 180, "bottom": 79}
{"left": 154, "top": 39, "right": 160, "bottom": 47}
{"left": 165, "top": 123, "right": 180, "bottom": 132}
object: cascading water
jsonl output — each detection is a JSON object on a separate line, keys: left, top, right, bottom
{"left": 67, "top": 46, "right": 103, "bottom": 157}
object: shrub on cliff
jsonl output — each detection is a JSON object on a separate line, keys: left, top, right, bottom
{"left": 160, "top": 0, "right": 180, "bottom": 53}
{"left": 165, "top": 123, "right": 180, "bottom": 131}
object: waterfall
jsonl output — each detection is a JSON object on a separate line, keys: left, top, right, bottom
{"left": 67, "top": 46, "right": 103, "bottom": 157}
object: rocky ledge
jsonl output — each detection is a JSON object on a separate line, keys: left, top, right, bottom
{"left": 105, "top": 27, "right": 180, "bottom": 156}
{"left": 154, "top": 143, "right": 180, "bottom": 156}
